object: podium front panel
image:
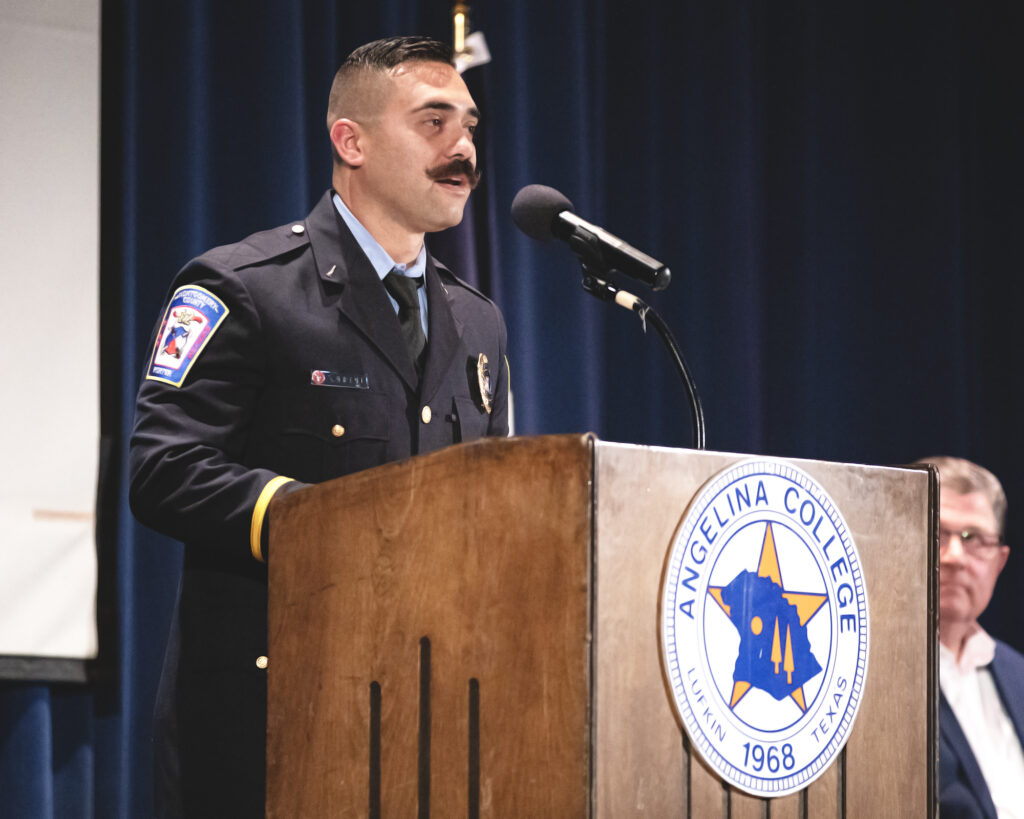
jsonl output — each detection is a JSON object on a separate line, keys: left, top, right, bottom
{"left": 592, "top": 443, "right": 935, "bottom": 818}
{"left": 268, "top": 435, "right": 595, "bottom": 818}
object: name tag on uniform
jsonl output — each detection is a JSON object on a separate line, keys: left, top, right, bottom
{"left": 310, "top": 370, "right": 369, "bottom": 389}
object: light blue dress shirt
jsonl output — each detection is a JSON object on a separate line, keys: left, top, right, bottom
{"left": 332, "top": 192, "right": 429, "bottom": 338}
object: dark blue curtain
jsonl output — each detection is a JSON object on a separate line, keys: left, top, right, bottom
{"left": 2, "top": 0, "right": 1022, "bottom": 814}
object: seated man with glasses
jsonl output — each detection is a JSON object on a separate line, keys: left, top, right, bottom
{"left": 914, "top": 456, "right": 1024, "bottom": 819}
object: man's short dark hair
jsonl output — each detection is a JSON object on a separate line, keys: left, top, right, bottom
{"left": 341, "top": 36, "right": 454, "bottom": 74}
{"left": 327, "top": 36, "right": 456, "bottom": 164}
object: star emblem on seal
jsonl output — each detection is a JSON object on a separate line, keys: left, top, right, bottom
{"left": 708, "top": 523, "right": 828, "bottom": 715}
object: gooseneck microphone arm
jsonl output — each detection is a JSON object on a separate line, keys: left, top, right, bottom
{"left": 577, "top": 264, "right": 706, "bottom": 451}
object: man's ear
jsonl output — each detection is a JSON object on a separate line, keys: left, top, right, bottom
{"left": 330, "top": 118, "right": 365, "bottom": 167}
{"left": 996, "top": 543, "right": 1011, "bottom": 574}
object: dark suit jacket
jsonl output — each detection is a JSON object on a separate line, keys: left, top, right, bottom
{"left": 939, "top": 638, "right": 1024, "bottom": 819}
{"left": 129, "top": 190, "right": 509, "bottom": 817}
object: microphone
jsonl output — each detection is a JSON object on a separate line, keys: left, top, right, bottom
{"left": 511, "top": 184, "right": 671, "bottom": 291}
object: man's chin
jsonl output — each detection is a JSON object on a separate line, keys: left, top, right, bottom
{"left": 938, "top": 597, "right": 976, "bottom": 623}
{"left": 423, "top": 206, "right": 468, "bottom": 234}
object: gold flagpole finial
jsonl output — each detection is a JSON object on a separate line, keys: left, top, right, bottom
{"left": 453, "top": 3, "right": 469, "bottom": 54}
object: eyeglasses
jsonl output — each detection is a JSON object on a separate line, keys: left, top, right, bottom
{"left": 939, "top": 527, "right": 1003, "bottom": 557}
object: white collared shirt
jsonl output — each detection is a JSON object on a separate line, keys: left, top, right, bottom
{"left": 940, "top": 628, "right": 1024, "bottom": 818}
{"left": 332, "top": 192, "right": 429, "bottom": 337}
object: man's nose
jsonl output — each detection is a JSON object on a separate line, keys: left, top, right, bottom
{"left": 449, "top": 129, "right": 475, "bottom": 160}
{"left": 940, "top": 532, "right": 966, "bottom": 561}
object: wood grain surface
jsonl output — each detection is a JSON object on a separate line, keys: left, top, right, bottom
{"left": 266, "top": 436, "right": 935, "bottom": 817}
{"left": 268, "top": 435, "right": 594, "bottom": 817}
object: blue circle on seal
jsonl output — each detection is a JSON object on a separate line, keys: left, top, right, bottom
{"left": 660, "top": 459, "right": 869, "bottom": 797}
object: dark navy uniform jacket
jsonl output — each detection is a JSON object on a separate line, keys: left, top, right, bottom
{"left": 129, "top": 190, "right": 509, "bottom": 817}
{"left": 939, "top": 639, "right": 1024, "bottom": 819}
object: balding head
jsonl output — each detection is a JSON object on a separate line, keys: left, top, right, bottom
{"left": 327, "top": 36, "right": 456, "bottom": 165}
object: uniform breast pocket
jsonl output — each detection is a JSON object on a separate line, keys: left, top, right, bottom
{"left": 279, "top": 389, "right": 391, "bottom": 481}
{"left": 453, "top": 395, "right": 489, "bottom": 443}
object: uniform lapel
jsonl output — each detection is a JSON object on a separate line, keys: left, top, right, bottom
{"left": 420, "top": 257, "right": 463, "bottom": 403}
{"left": 305, "top": 192, "right": 418, "bottom": 390}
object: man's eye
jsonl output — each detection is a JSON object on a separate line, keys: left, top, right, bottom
{"left": 961, "top": 531, "right": 977, "bottom": 542}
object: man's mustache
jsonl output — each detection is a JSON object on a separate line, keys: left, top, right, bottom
{"left": 427, "top": 158, "right": 481, "bottom": 189}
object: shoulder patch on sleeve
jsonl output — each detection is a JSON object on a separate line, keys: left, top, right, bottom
{"left": 146, "top": 285, "right": 230, "bottom": 386}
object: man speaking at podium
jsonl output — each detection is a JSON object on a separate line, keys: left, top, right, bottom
{"left": 918, "top": 457, "right": 1024, "bottom": 818}
{"left": 130, "top": 36, "right": 509, "bottom": 817}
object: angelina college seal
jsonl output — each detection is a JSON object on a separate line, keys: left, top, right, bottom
{"left": 661, "top": 459, "right": 869, "bottom": 797}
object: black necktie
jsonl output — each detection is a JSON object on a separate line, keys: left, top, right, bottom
{"left": 383, "top": 271, "right": 426, "bottom": 376}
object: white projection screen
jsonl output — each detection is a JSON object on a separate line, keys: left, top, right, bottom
{"left": 0, "top": 1, "right": 100, "bottom": 674}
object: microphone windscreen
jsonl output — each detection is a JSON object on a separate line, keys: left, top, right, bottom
{"left": 511, "top": 184, "right": 575, "bottom": 241}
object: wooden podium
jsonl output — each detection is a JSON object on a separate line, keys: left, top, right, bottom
{"left": 267, "top": 435, "right": 937, "bottom": 817}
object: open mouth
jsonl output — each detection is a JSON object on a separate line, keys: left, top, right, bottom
{"left": 435, "top": 176, "right": 467, "bottom": 189}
